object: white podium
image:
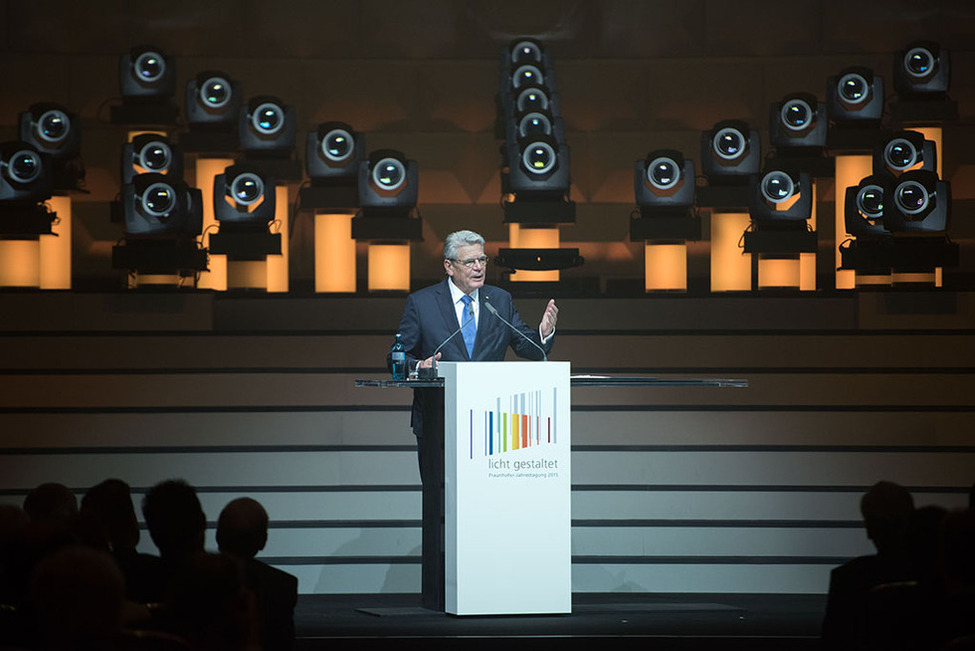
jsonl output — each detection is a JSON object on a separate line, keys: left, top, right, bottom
{"left": 438, "top": 361, "right": 572, "bottom": 615}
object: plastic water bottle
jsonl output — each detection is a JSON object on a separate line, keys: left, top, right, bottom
{"left": 390, "top": 333, "right": 406, "bottom": 380}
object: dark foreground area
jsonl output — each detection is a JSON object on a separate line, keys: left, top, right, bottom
{"left": 294, "top": 593, "right": 826, "bottom": 651}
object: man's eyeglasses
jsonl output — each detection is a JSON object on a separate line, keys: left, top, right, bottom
{"left": 450, "top": 255, "right": 489, "bottom": 269}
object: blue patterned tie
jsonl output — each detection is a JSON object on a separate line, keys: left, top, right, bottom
{"left": 460, "top": 294, "right": 476, "bottom": 358}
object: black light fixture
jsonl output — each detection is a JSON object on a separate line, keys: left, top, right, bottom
{"left": 826, "top": 66, "right": 883, "bottom": 124}
{"left": 883, "top": 169, "right": 949, "bottom": 234}
{"left": 112, "top": 173, "right": 207, "bottom": 276}
{"left": 305, "top": 122, "right": 363, "bottom": 184}
{"left": 0, "top": 142, "right": 52, "bottom": 205}
{"left": 700, "top": 120, "right": 761, "bottom": 185}
{"left": 895, "top": 41, "right": 950, "bottom": 99}
{"left": 0, "top": 141, "right": 57, "bottom": 237}
{"left": 121, "top": 134, "right": 183, "bottom": 184}
{"left": 119, "top": 45, "right": 176, "bottom": 102}
{"left": 749, "top": 169, "right": 813, "bottom": 225}
{"left": 839, "top": 171, "right": 957, "bottom": 276}
{"left": 873, "top": 130, "right": 936, "bottom": 178}
{"left": 769, "top": 92, "right": 827, "bottom": 153}
{"left": 19, "top": 103, "right": 85, "bottom": 191}
{"left": 120, "top": 174, "right": 202, "bottom": 236}
{"left": 239, "top": 95, "right": 297, "bottom": 156}
{"left": 209, "top": 163, "right": 281, "bottom": 259}
{"left": 214, "top": 164, "right": 276, "bottom": 225}
{"left": 635, "top": 150, "right": 695, "bottom": 213}
{"left": 19, "top": 103, "right": 81, "bottom": 160}
{"left": 112, "top": 45, "right": 178, "bottom": 125}
{"left": 354, "top": 149, "right": 420, "bottom": 236}
{"left": 186, "top": 71, "right": 242, "bottom": 129}
{"left": 844, "top": 175, "right": 889, "bottom": 239}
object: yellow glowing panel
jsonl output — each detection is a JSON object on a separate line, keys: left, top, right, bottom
{"left": 892, "top": 271, "right": 937, "bottom": 286}
{"left": 130, "top": 274, "right": 180, "bottom": 288}
{"left": 315, "top": 213, "right": 356, "bottom": 293}
{"left": 758, "top": 256, "right": 800, "bottom": 289}
{"left": 40, "top": 196, "right": 71, "bottom": 290}
{"left": 508, "top": 224, "right": 559, "bottom": 282}
{"left": 227, "top": 261, "right": 268, "bottom": 289}
{"left": 266, "top": 185, "right": 289, "bottom": 293}
{"left": 645, "top": 243, "right": 686, "bottom": 291}
{"left": 195, "top": 158, "right": 234, "bottom": 291}
{"left": 710, "top": 212, "right": 751, "bottom": 292}
{"left": 0, "top": 240, "right": 40, "bottom": 287}
{"left": 834, "top": 155, "right": 872, "bottom": 290}
{"left": 369, "top": 243, "right": 410, "bottom": 291}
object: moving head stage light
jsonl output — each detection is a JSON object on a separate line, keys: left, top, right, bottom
{"left": 873, "top": 130, "right": 936, "bottom": 178}
{"left": 121, "top": 134, "right": 183, "bottom": 184}
{"left": 209, "top": 164, "right": 281, "bottom": 259}
{"left": 19, "top": 103, "right": 85, "bottom": 191}
{"left": 111, "top": 174, "right": 207, "bottom": 275}
{"left": 239, "top": 95, "right": 297, "bottom": 157}
{"left": 839, "top": 170, "right": 958, "bottom": 273}
{"left": 0, "top": 141, "right": 56, "bottom": 236}
{"left": 352, "top": 149, "right": 421, "bottom": 241}
{"left": 630, "top": 149, "right": 700, "bottom": 242}
{"left": 743, "top": 169, "right": 816, "bottom": 255}
{"left": 112, "top": 45, "right": 178, "bottom": 125}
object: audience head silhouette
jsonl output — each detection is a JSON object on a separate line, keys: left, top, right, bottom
{"left": 860, "top": 480, "right": 915, "bottom": 554}
{"left": 216, "top": 497, "right": 269, "bottom": 559}
{"left": 22, "top": 482, "right": 78, "bottom": 526}
{"left": 142, "top": 479, "right": 206, "bottom": 560}
{"left": 80, "top": 478, "right": 141, "bottom": 552}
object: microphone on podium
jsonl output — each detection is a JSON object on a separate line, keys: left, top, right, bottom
{"left": 483, "top": 295, "right": 547, "bottom": 362}
{"left": 418, "top": 301, "right": 476, "bottom": 378}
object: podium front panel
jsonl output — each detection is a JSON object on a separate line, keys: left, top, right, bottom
{"left": 440, "top": 361, "right": 572, "bottom": 615}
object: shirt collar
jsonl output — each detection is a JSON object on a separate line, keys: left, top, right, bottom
{"left": 447, "top": 279, "right": 478, "bottom": 305}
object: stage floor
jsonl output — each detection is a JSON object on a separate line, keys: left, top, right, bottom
{"left": 294, "top": 593, "right": 826, "bottom": 650}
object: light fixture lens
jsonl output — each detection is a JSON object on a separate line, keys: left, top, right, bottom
{"left": 511, "top": 40, "right": 542, "bottom": 65}
{"left": 518, "top": 112, "right": 551, "bottom": 138}
{"left": 516, "top": 88, "right": 549, "bottom": 113}
{"left": 230, "top": 173, "right": 265, "bottom": 206}
{"left": 904, "top": 47, "right": 935, "bottom": 79}
{"left": 895, "top": 180, "right": 929, "bottom": 215}
{"left": 142, "top": 182, "right": 176, "bottom": 218}
{"left": 512, "top": 65, "right": 544, "bottom": 90}
{"left": 522, "top": 142, "right": 556, "bottom": 175}
{"left": 322, "top": 129, "right": 354, "bottom": 163}
{"left": 134, "top": 51, "right": 166, "bottom": 84}
{"left": 713, "top": 127, "right": 746, "bottom": 160}
{"left": 36, "top": 109, "right": 70, "bottom": 144}
{"left": 761, "top": 171, "right": 795, "bottom": 203}
{"left": 200, "top": 76, "right": 231, "bottom": 109}
{"left": 884, "top": 138, "right": 918, "bottom": 171}
{"left": 373, "top": 157, "right": 406, "bottom": 191}
{"left": 647, "top": 156, "right": 680, "bottom": 190}
{"left": 138, "top": 141, "right": 172, "bottom": 172}
{"left": 252, "top": 102, "right": 284, "bottom": 135}
{"left": 856, "top": 184, "right": 885, "bottom": 219}
{"left": 781, "top": 99, "right": 813, "bottom": 131}
{"left": 8, "top": 149, "right": 42, "bottom": 184}
{"left": 838, "top": 73, "right": 869, "bottom": 105}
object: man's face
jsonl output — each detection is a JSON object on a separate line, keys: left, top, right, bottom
{"left": 444, "top": 243, "right": 486, "bottom": 295}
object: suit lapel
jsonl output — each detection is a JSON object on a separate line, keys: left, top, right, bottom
{"left": 437, "top": 279, "right": 470, "bottom": 360}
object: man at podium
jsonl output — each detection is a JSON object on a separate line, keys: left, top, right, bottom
{"left": 386, "top": 229, "right": 558, "bottom": 436}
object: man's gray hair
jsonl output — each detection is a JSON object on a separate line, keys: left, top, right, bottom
{"left": 443, "top": 230, "right": 485, "bottom": 260}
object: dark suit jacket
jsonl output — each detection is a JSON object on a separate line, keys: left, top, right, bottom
{"left": 242, "top": 558, "right": 299, "bottom": 651}
{"left": 386, "top": 279, "right": 554, "bottom": 435}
